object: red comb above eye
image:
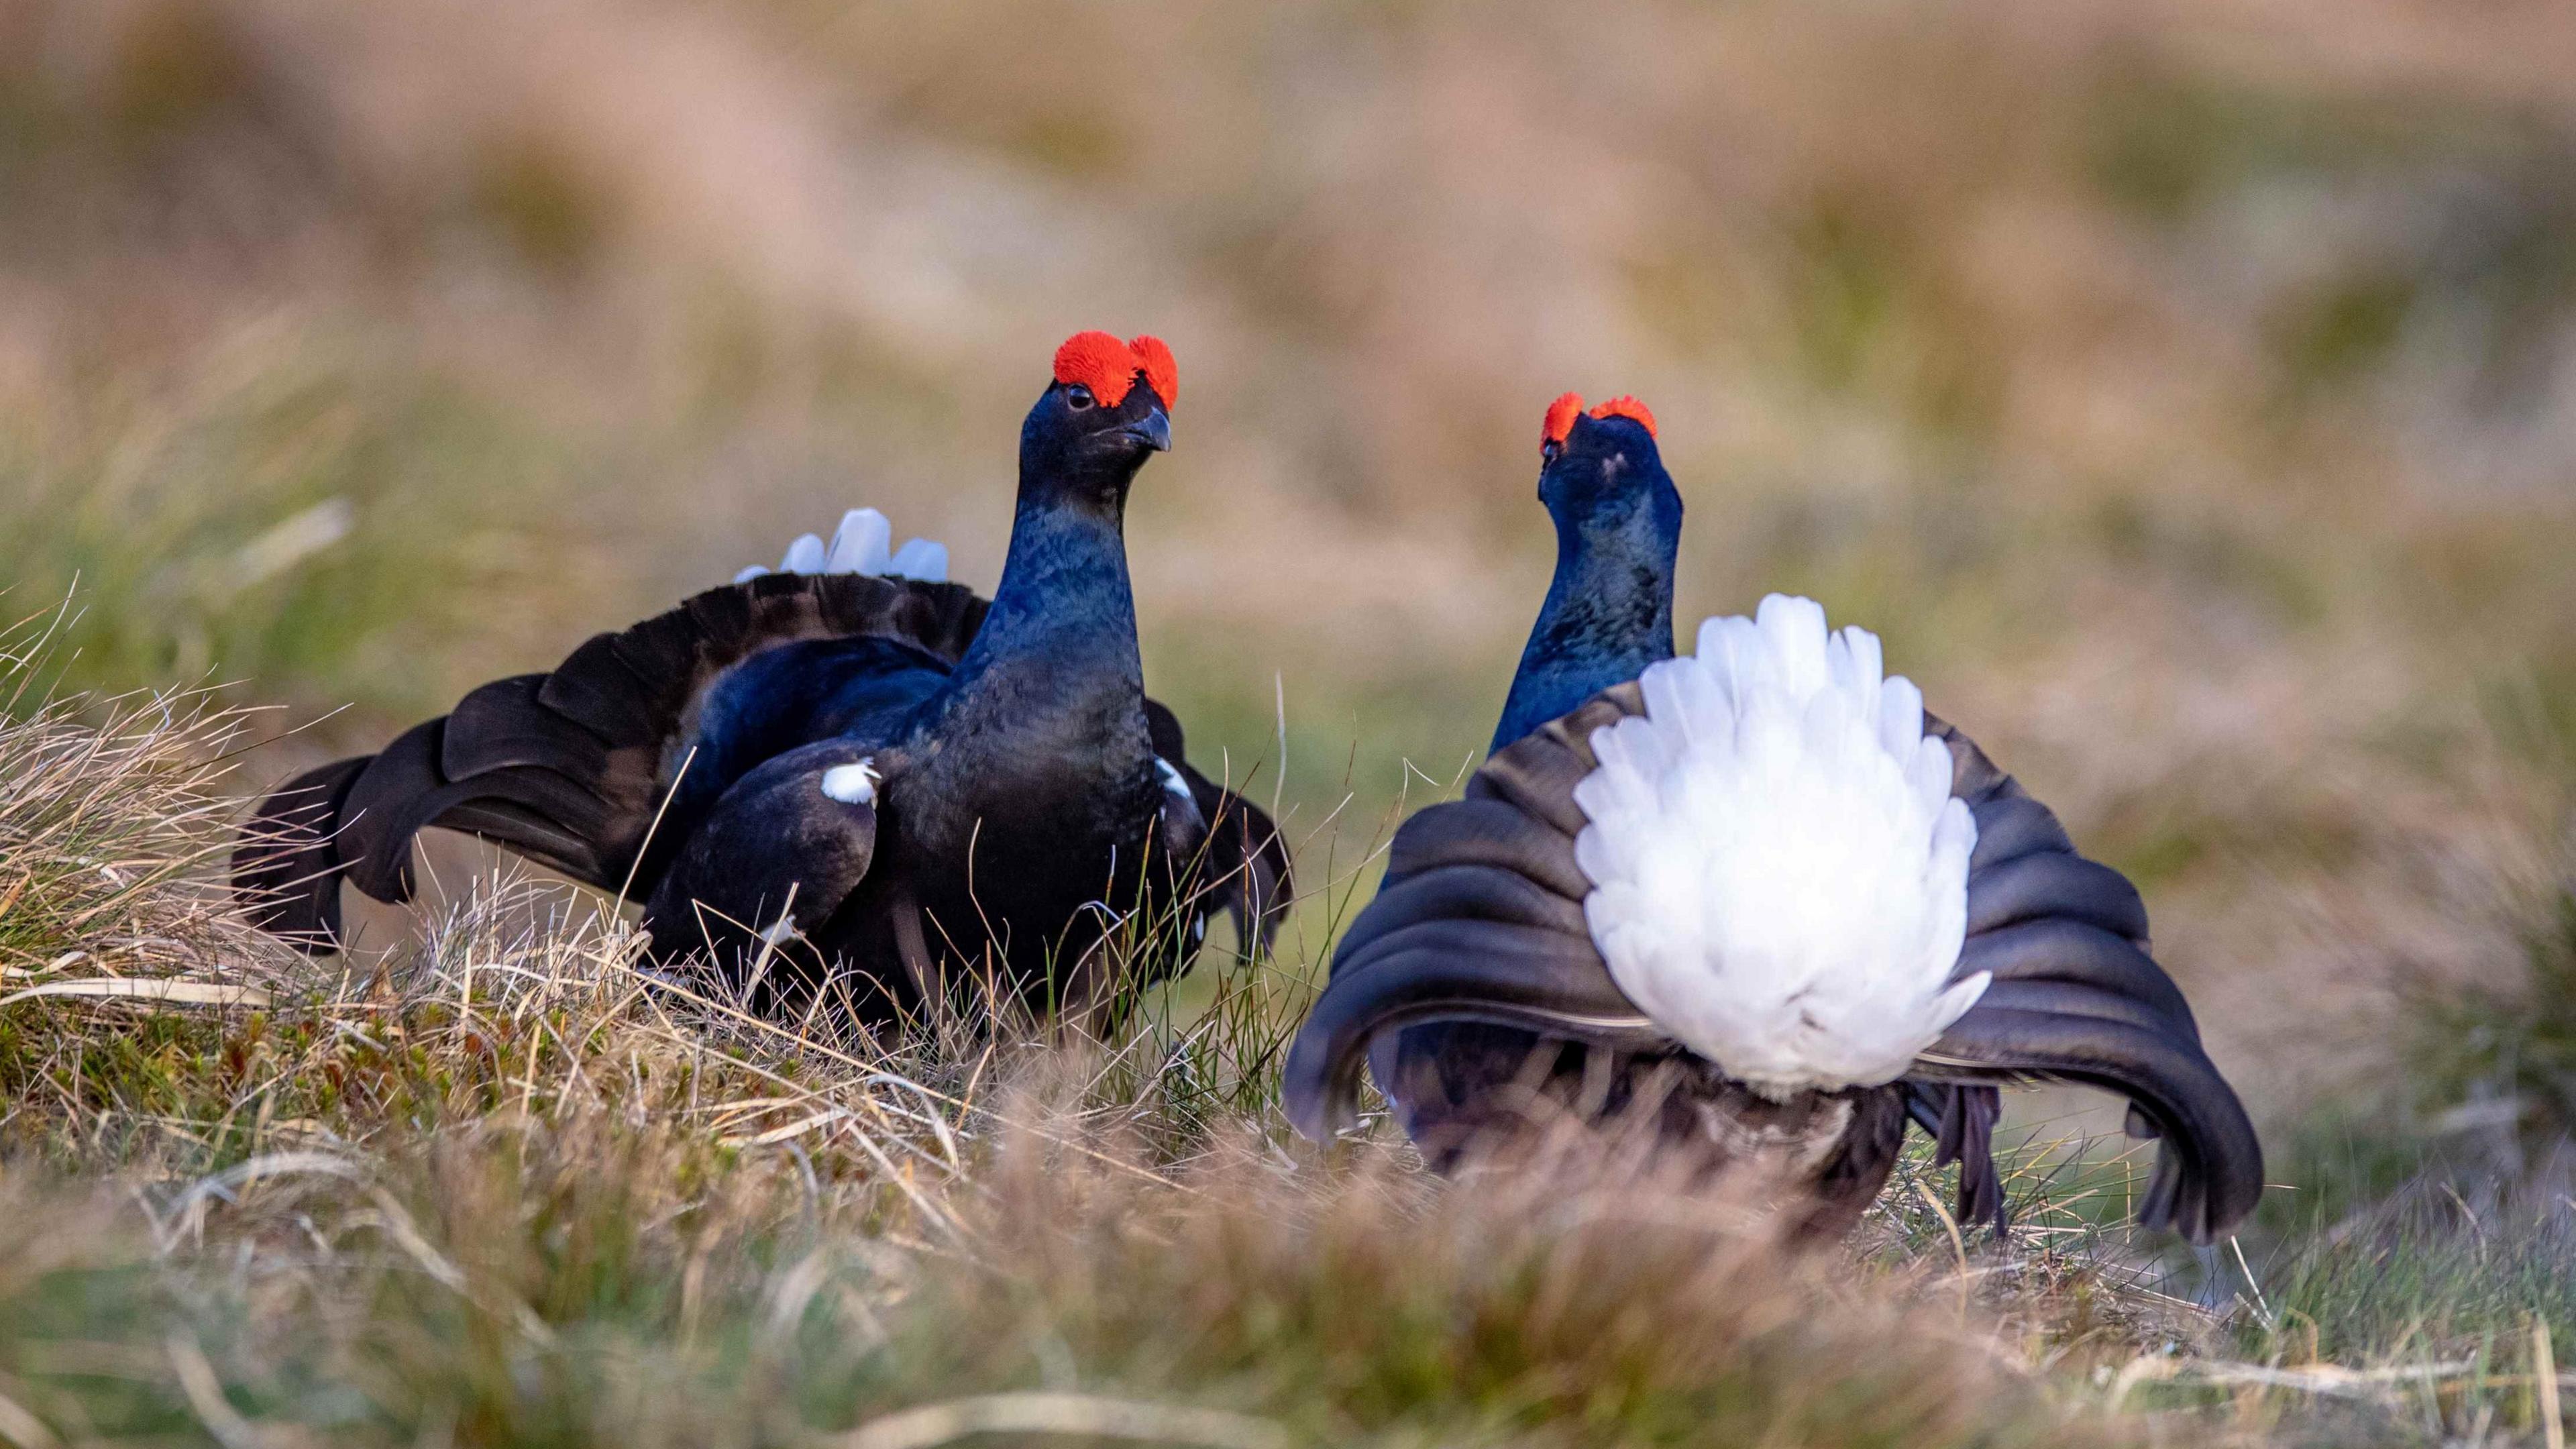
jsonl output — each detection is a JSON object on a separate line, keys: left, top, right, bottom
{"left": 1054, "top": 331, "right": 1141, "bottom": 408}
{"left": 1542, "top": 392, "right": 1586, "bottom": 447}
{"left": 1128, "top": 335, "right": 1177, "bottom": 409}
{"left": 1052, "top": 331, "right": 1179, "bottom": 411}
{"left": 1588, "top": 395, "right": 1657, "bottom": 437}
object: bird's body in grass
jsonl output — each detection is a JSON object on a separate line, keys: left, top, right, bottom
{"left": 1290, "top": 398, "right": 2261, "bottom": 1243}
{"left": 234, "top": 333, "right": 1288, "bottom": 1025}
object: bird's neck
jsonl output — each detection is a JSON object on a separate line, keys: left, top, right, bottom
{"left": 1491, "top": 503, "right": 1678, "bottom": 753}
{"left": 948, "top": 476, "right": 1144, "bottom": 705}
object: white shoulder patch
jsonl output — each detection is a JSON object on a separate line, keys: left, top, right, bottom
{"left": 748, "top": 507, "right": 950, "bottom": 584}
{"left": 1570, "top": 593, "right": 1986, "bottom": 1099}
{"left": 820, "top": 759, "right": 880, "bottom": 806}
{"left": 1155, "top": 756, "right": 1193, "bottom": 801}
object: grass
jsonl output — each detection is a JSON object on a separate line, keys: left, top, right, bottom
{"left": 0, "top": 600, "right": 284, "bottom": 989}
{"left": 0, "top": 337, "right": 627, "bottom": 722}
{"left": 0, "top": 1118, "right": 2108, "bottom": 1449}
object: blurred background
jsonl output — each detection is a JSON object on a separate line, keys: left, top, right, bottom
{"left": 7, "top": 0, "right": 2576, "bottom": 1171}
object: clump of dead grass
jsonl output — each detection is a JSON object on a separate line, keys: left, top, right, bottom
{"left": 1, "top": 1081, "right": 2129, "bottom": 1448}
{"left": 0, "top": 597, "right": 300, "bottom": 1010}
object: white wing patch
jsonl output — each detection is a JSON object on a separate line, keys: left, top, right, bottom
{"left": 737, "top": 508, "right": 949, "bottom": 584}
{"left": 820, "top": 759, "right": 880, "bottom": 806}
{"left": 1570, "top": 594, "right": 1986, "bottom": 1099}
{"left": 1155, "top": 757, "right": 1193, "bottom": 802}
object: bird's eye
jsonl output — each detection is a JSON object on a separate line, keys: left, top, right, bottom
{"left": 1542, "top": 440, "right": 1563, "bottom": 464}
{"left": 1065, "top": 384, "right": 1095, "bottom": 411}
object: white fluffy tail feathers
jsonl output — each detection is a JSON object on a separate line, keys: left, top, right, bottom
{"left": 735, "top": 507, "right": 949, "bottom": 585}
{"left": 1572, "top": 594, "right": 1986, "bottom": 1098}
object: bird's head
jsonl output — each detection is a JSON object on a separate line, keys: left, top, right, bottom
{"left": 1022, "top": 331, "right": 1177, "bottom": 504}
{"left": 1536, "top": 392, "right": 1680, "bottom": 542}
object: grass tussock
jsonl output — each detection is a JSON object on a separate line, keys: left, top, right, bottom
{"left": 2203, "top": 869, "right": 2576, "bottom": 1381}
{"left": 2408, "top": 876, "right": 2576, "bottom": 1162}
{"left": 0, "top": 599, "right": 292, "bottom": 994}
{"left": 0, "top": 1104, "right": 2117, "bottom": 1449}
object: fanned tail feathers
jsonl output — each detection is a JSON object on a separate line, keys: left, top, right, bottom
{"left": 1144, "top": 700, "right": 1293, "bottom": 949}
{"left": 1283, "top": 600, "right": 2262, "bottom": 1242}
{"left": 229, "top": 572, "right": 986, "bottom": 951}
{"left": 229, "top": 756, "right": 369, "bottom": 949}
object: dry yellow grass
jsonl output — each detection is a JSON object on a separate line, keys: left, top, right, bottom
{"left": 8, "top": 0, "right": 2576, "bottom": 1440}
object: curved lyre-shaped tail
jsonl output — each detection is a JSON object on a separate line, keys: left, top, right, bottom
{"left": 1283, "top": 685, "right": 2264, "bottom": 1244}
{"left": 229, "top": 572, "right": 985, "bottom": 949}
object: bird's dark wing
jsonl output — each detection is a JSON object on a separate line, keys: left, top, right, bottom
{"left": 643, "top": 738, "right": 885, "bottom": 1007}
{"left": 1283, "top": 689, "right": 1668, "bottom": 1144}
{"left": 231, "top": 572, "right": 985, "bottom": 950}
{"left": 1144, "top": 699, "right": 1293, "bottom": 951}
{"left": 1898, "top": 713, "right": 2263, "bottom": 1244}
{"left": 1281, "top": 690, "right": 2263, "bottom": 1244}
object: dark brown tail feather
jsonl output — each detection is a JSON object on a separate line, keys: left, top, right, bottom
{"left": 1915, "top": 711, "right": 2258, "bottom": 1240}
{"left": 231, "top": 755, "right": 371, "bottom": 949}
{"left": 1285, "top": 684, "right": 2261, "bottom": 1242}
{"left": 1285, "top": 690, "right": 1662, "bottom": 1143}
{"left": 1907, "top": 1083, "right": 2008, "bottom": 1234}
{"left": 1918, "top": 1009, "right": 2263, "bottom": 1242}
{"left": 1193, "top": 773, "right": 1292, "bottom": 949}
{"left": 230, "top": 573, "right": 987, "bottom": 950}
{"left": 1143, "top": 699, "right": 1293, "bottom": 950}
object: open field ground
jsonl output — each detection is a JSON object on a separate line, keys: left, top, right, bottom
{"left": 9, "top": 0, "right": 2576, "bottom": 1442}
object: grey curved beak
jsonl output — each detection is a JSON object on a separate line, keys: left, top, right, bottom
{"left": 1119, "top": 407, "right": 1171, "bottom": 453}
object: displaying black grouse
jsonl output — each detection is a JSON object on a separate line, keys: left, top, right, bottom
{"left": 233, "top": 332, "right": 1289, "bottom": 1023}
{"left": 1365, "top": 392, "right": 1689, "bottom": 1184}
{"left": 1490, "top": 393, "right": 1680, "bottom": 753}
{"left": 1285, "top": 397, "right": 2260, "bottom": 1242}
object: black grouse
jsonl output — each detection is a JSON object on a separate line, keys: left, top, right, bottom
{"left": 233, "top": 332, "right": 1289, "bottom": 1025}
{"left": 1284, "top": 398, "right": 2260, "bottom": 1243}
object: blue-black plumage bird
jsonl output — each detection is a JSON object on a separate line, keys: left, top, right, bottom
{"left": 233, "top": 332, "right": 1289, "bottom": 1024}
{"left": 1489, "top": 394, "right": 1680, "bottom": 754}
{"left": 1287, "top": 394, "right": 2259, "bottom": 1243}
{"left": 1364, "top": 392, "right": 1688, "bottom": 1181}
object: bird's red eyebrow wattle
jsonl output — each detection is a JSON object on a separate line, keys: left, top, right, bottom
{"left": 1588, "top": 395, "right": 1657, "bottom": 437}
{"left": 1128, "top": 335, "right": 1177, "bottom": 409}
{"left": 1542, "top": 391, "right": 1586, "bottom": 447}
{"left": 1053, "top": 331, "right": 1142, "bottom": 408}
{"left": 1052, "top": 331, "right": 1179, "bottom": 411}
